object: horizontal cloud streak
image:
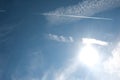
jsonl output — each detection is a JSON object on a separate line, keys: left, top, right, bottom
{"left": 44, "top": 0, "right": 120, "bottom": 23}
{"left": 82, "top": 38, "right": 108, "bottom": 46}
{"left": 48, "top": 34, "right": 74, "bottom": 43}
{"left": 43, "top": 13, "right": 112, "bottom": 20}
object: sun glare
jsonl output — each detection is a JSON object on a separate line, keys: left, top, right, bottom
{"left": 78, "top": 44, "right": 100, "bottom": 68}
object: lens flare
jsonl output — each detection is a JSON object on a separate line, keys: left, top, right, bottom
{"left": 78, "top": 45, "right": 100, "bottom": 68}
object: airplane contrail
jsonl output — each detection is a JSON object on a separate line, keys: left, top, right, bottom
{"left": 42, "top": 13, "right": 112, "bottom": 20}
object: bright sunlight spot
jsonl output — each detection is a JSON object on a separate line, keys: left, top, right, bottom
{"left": 78, "top": 44, "right": 100, "bottom": 68}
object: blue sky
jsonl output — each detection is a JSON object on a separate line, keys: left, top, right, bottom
{"left": 0, "top": 0, "right": 120, "bottom": 80}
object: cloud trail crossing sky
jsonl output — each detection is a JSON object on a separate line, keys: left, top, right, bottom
{"left": 0, "top": 0, "right": 120, "bottom": 80}
{"left": 42, "top": 13, "right": 112, "bottom": 20}
{"left": 44, "top": 0, "right": 120, "bottom": 23}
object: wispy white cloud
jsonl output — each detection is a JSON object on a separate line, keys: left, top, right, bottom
{"left": 53, "top": 60, "right": 77, "bottom": 80}
{"left": 48, "top": 33, "right": 74, "bottom": 43}
{"left": 103, "top": 42, "right": 120, "bottom": 76}
{"left": 41, "top": 59, "right": 79, "bottom": 80}
{"left": 0, "top": 24, "right": 17, "bottom": 44}
{"left": 41, "top": 72, "right": 49, "bottom": 80}
{"left": 44, "top": 0, "right": 120, "bottom": 23}
{"left": 82, "top": 38, "right": 108, "bottom": 46}
{"left": 40, "top": 40, "right": 120, "bottom": 80}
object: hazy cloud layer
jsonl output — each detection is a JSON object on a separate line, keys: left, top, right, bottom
{"left": 41, "top": 59, "right": 79, "bottom": 80}
{"left": 0, "top": 25, "right": 16, "bottom": 44}
{"left": 11, "top": 39, "right": 120, "bottom": 80}
{"left": 44, "top": 0, "right": 120, "bottom": 24}
{"left": 12, "top": 51, "right": 44, "bottom": 80}
{"left": 103, "top": 42, "right": 120, "bottom": 76}
{"left": 48, "top": 34, "right": 74, "bottom": 43}
{"left": 41, "top": 40, "right": 120, "bottom": 80}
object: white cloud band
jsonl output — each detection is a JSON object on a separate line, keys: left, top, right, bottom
{"left": 44, "top": 0, "right": 120, "bottom": 23}
{"left": 43, "top": 13, "right": 112, "bottom": 20}
{"left": 82, "top": 38, "right": 108, "bottom": 46}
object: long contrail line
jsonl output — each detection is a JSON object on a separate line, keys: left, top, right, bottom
{"left": 42, "top": 13, "right": 112, "bottom": 20}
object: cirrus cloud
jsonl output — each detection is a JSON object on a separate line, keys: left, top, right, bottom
{"left": 43, "top": 0, "right": 120, "bottom": 24}
{"left": 48, "top": 33, "right": 74, "bottom": 43}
